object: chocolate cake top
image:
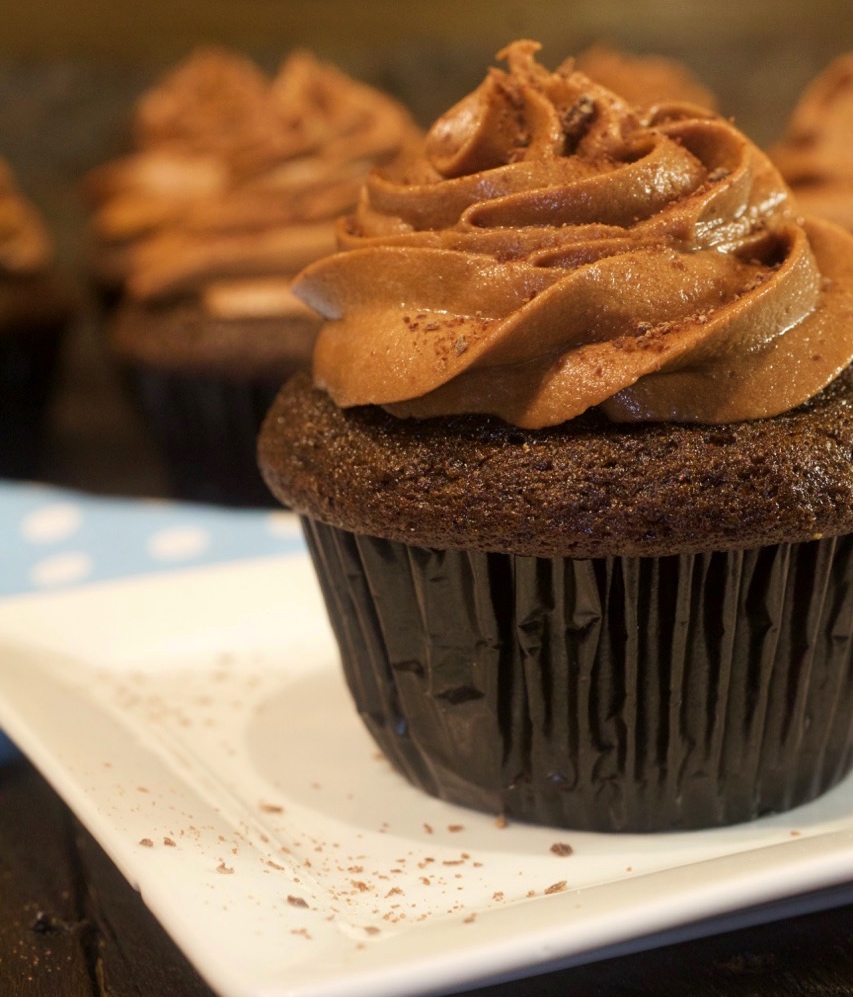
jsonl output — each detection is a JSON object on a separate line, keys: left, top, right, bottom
{"left": 259, "top": 369, "right": 853, "bottom": 558}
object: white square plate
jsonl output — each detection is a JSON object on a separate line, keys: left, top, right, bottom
{"left": 0, "top": 552, "right": 850, "bottom": 997}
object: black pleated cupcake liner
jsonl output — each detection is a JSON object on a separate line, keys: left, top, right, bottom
{"left": 302, "top": 517, "right": 853, "bottom": 832}
{"left": 0, "top": 324, "right": 66, "bottom": 479}
{"left": 122, "top": 366, "right": 283, "bottom": 507}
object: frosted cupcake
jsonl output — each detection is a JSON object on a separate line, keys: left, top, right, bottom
{"left": 259, "top": 42, "right": 853, "bottom": 831}
{"left": 84, "top": 47, "right": 419, "bottom": 505}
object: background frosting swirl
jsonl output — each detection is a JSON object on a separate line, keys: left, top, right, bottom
{"left": 770, "top": 53, "right": 853, "bottom": 233}
{"left": 84, "top": 47, "right": 420, "bottom": 320}
{"left": 298, "top": 40, "right": 853, "bottom": 426}
{"left": 0, "top": 159, "right": 54, "bottom": 275}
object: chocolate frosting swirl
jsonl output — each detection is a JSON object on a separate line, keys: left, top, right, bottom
{"left": 297, "top": 41, "right": 853, "bottom": 426}
{"left": 84, "top": 47, "right": 419, "bottom": 319}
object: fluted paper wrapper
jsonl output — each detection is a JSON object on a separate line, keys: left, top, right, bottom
{"left": 122, "top": 367, "right": 282, "bottom": 507}
{"left": 0, "top": 325, "right": 64, "bottom": 478}
{"left": 302, "top": 518, "right": 853, "bottom": 832}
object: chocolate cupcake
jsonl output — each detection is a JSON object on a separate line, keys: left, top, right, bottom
{"left": 84, "top": 47, "right": 419, "bottom": 505}
{"left": 770, "top": 53, "right": 853, "bottom": 231}
{"left": 0, "top": 160, "right": 75, "bottom": 479}
{"left": 259, "top": 41, "right": 853, "bottom": 832}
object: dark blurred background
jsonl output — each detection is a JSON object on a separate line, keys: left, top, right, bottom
{"left": 1, "top": 0, "right": 851, "bottom": 498}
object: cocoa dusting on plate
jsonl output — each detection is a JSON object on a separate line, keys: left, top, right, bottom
{"left": 550, "top": 842, "right": 574, "bottom": 857}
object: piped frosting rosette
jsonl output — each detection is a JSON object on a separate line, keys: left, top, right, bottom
{"left": 297, "top": 41, "right": 853, "bottom": 426}
{"left": 84, "top": 47, "right": 420, "bottom": 321}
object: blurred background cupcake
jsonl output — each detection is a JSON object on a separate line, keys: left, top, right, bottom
{"left": 82, "top": 46, "right": 420, "bottom": 505}
{"left": 573, "top": 43, "right": 719, "bottom": 110}
{"left": 769, "top": 53, "right": 853, "bottom": 232}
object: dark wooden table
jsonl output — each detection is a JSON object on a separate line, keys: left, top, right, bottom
{"left": 0, "top": 754, "right": 851, "bottom": 997}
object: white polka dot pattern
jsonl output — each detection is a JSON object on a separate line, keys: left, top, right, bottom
{"left": 21, "top": 502, "right": 82, "bottom": 543}
{"left": 30, "top": 551, "right": 94, "bottom": 587}
{"left": 1, "top": 483, "right": 305, "bottom": 597}
{"left": 147, "top": 525, "right": 211, "bottom": 561}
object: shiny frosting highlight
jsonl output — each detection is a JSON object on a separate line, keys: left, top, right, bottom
{"left": 297, "top": 41, "right": 853, "bottom": 426}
